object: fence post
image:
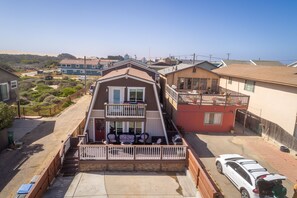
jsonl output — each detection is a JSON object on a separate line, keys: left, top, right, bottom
{"left": 106, "top": 145, "right": 108, "bottom": 160}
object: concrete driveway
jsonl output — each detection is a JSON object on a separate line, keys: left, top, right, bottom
{"left": 184, "top": 123, "right": 296, "bottom": 198}
{"left": 43, "top": 171, "right": 200, "bottom": 198}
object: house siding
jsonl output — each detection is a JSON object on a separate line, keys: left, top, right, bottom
{"left": 93, "top": 78, "right": 158, "bottom": 111}
{"left": 0, "top": 69, "right": 19, "bottom": 103}
{"left": 166, "top": 67, "right": 219, "bottom": 91}
{"left": 174, "top": 105, "right": 238, "bottom": 132}
{"left": 220, "top": 77, "right": 297, "bottom": 136}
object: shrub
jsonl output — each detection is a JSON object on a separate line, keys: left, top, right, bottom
{"left": 62, "top": 76, "right": 69, "bottom": 80}
{"left": 41, "top": 102, "right": 51, "bottom": 106}
{"left": 51, "top": 97, "right": 61, "bottom": 104}
{"left": 0, "top": 102, "right": 15, "bottom": 130}
{"left": 74, "top": 85, "right": 83, "bottom": 90}
{"left": 60, "top": 87, "right": 76, "bottom": 97}
{"left": 43, "top": 95, "right": 55, "bottom": 103}
{"left": 38, "top": 93, "right": 51, "bottom": 102}
{"left": 62, "top": 100, "right": 73, "bottom": 108}
{"left": 36, "top": 79, "right": 45, "bottom": 84}
{"left": 19, "top": 81, "right": 35, "bottom": 91}
{"left": 20, "top": 97, "right": 30, "bottom": 105}
{"left": 36, "top": 84, "right": 53, "bottom": 92}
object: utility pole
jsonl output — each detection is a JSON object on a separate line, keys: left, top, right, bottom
{"left": 193, "top": 53, "right": 195, "bottom": 64}
{"left": 227, "top": 53, "right": 230, "bottom": 60}
{"left": 209, "top": 54, "right": 212, "bottom": 62}
{"left": 84, "top": 56, "right": 87, "bottom": 95}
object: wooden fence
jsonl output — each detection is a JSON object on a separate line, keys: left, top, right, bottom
{"left": 26, "top": 118, "right": 86, "bottom": 198}
{"left": 236, "top": 110, "right": 297, "bottom": 151}
{"left": 14, "top": 88, "right": 86, "bottom": 117}
{"left": 187, "top": 148, "right": 221, "bottom": 198}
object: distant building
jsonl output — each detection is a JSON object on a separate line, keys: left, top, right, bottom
{"left": 59, "top": 59, "right": 116, "bottom": 76}
{"left": 219, "top": 59, "right": 284, "bottom": 67}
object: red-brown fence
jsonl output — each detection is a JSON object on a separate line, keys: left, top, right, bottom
{"left": 26, "top": 118, "right": 86, "bottom": 198}
{"left": 187, "top": 149, "right": 222, "bottom": 198}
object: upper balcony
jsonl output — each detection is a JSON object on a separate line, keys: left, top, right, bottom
{"left": 104, "top": 102, "right": 147, "bottom": 118}
{"left": 166, "top": 84, "right": 249, "bottom": 107}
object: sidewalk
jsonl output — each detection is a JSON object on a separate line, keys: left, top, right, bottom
{"left": 0, "top": 95, "right": 91, "bottom": 198}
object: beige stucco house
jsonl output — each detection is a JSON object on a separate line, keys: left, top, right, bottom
{"left": 214, "top": 64, "right": 297, "bottom": 148}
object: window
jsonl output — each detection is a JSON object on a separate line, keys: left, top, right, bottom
{"left": 204, "top": 112, "right": 222, "bottom": 125}
{"left": 11, "top": 80, "right": 17, "bottom": 89}
{"left": 109, "top": 121, "right": 123, "bottom": 135}
{"left": 244, "top": 80, "right": 255, "bottom": 92}
{"left": 200, "top": 78, "right": 207, "bottom": 90}
{"left": 128, "top": 88, "right": 145, "bottom": 102}
{"left": 236, "top": 166, "right": 252, "bottom": 185}
{"left": 186, "top": 78, "right": 192, "bottom": 89}
{"left": 128, "top": 122, "right": 143, "bottom": 134}
{"left": 192, "top": 78, "right": 199, "bottom": 90}
{"left": 193, "top": 67, "right": 196, "bottom": 73}
{"left": 0, "top": 83, "right": 9, "bottom": 101}
{"left": 80, "top": 70, "right": 84, "bottom": 73}
{"left": 178, "top": 78, "right": 185, "bottom": 89}
{"left": 228, "top": 77, "right": 232, "bottom": 84}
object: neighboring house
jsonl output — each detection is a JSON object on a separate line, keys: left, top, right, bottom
{"left": 84, "top": 67, "right": 168, "bottom": 144}
{"left": 219, "top": 59, "right": 284, "bottom": 67}
{"left": 288, "top": 61, "right": 297, "bottom": 67}
{"left": 59, "top": 59, "right": 116, "bottom": 76}
{"left": 0, "top": 67, "right": 19, "bottom": 104}
{"left": 213, "top": 64, "right": 297, "bottom": 147}
{"left": 102, "top": 59, "right": 159, "bottom": 81}
{"left": 158, "top": 61, "right": 249, "bottom": 132}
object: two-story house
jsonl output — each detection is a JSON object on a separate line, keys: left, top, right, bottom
{"left": 0, "top": 67, "right": 19, "bottom": 103}
{"left": 84, "top": 66, "right": 168, "bottom": 144}
{"left": 59, "top": 59, "right": 116, "bottom": 76}
{"left": 159, "top": 61, "right": 249, "bottom": 132}
{"left": 214, "top": 64, "right": 297, "bottom": 149}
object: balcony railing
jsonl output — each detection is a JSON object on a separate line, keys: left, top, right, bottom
{"left": 105, "top": 103, "right": 147, "bottom": 118}
{"left": 166, "top": 84, "right": 249, "bottom": 106}
{"left": 78, "top": 144, "right": 187, "bottom": 161}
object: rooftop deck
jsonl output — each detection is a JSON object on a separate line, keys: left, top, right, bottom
{"left": 166, "top": 84, "right": 249, "bottom": 106}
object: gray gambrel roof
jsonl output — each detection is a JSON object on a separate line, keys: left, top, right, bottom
{"left": 158, "top": 61, "right": 217, "bottom": 76}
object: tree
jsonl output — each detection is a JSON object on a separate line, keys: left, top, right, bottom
{"left": 57, "top": 53, "right": 76, "bottom": 60}
{"left": 0, "top": 102, "right": 15, "bottom": 130}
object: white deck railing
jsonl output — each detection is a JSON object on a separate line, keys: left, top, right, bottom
{"left": 79, "top": 144, "right": 187, "bottom": 161}
{"left": 105, "top": 103, "right": 146, "bottom": 118}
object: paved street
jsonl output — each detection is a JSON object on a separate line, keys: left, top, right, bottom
{"left": 44, "top": 171, "right": 200, "bottom": 198}
{"left": 0, "top": 95, "right": 91, "bottom": 198}
{"left": 185, "top": 123, "right": 297, "bottom": 198}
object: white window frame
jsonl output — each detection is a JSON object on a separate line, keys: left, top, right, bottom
{"left": 204, "top": 112, "right": 222, "bottom": 125}
{"left": 244, "top": 80, "right": 255, "bottom": 92}
{"left": 127, "top": 87, "right": 145, "bottom": 102}
{"left": 0, "top": 83, "right": 10, "bottom": 101}
{"left": 11, "top": 80, "right": 17, "bottom": 89}
{"left": 108, "top": 86, "right": 125, "bottom": 104}
{"left": 127, "top": 121, "right": 144, "bottom": 134}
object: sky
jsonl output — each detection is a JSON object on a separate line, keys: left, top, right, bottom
{"left": 0, "top": 0, "right": 296, "bottom": 62}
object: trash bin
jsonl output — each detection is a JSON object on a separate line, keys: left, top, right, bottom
{"left": 8, "top": 130, "right": 14, "bottom": 145}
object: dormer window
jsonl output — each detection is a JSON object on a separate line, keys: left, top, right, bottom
{"left": 128, "top": 87, "right": 145, "bottom": 102}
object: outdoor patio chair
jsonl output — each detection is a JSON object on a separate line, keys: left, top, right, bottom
{"left": 152, "top": 138, "right": 162, "bottom": 145}
{"left": 137, "top": 132, "right": 149, "bottom": 144}
{"left": 107, "top": 133, "right": 117, "bottom": 144}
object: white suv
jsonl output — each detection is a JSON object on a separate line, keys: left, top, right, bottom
{"left": 215, "top": 154, "right": 286, "bottom": 198}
